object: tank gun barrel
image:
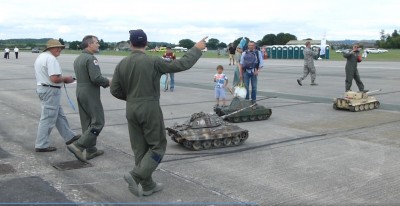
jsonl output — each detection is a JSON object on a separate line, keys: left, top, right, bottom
{"left": 221, "top": 96, "right": 276, "bottom": 119}
{"left": 366, "top": 89, "right": 382, "bottom": 94}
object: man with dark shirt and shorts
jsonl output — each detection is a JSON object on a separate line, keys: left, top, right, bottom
{"left": 228, "top": 43, "right": 236, "bottom": 65}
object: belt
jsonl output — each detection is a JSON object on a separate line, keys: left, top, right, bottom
{"left": 41, "top": 84, "right": 61, "bottom": 88}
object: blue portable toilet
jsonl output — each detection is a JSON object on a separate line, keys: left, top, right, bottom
{"left": 271, "top": 46, "right": 277, "bottom": 59}
{"left": 276, "top": 46, "right": 283, "bottom": 59}
{"left": 293, "top": 46, "right": 300, "bottom": 59}
{"left": 282, "top": 46, "right": 288, "bottom": 59}
{"left": 325, "top": 45, "right": 330, "bottom": 59}
{"left": 299, "top": 46, "right": 305, "bottom": 59}
{"left": 287, "top": 46, "right": 294, "bottom": 59}
{"left": 266, "top": 46, "right": 272, "bottom": 59}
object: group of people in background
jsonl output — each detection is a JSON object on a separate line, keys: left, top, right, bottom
{"left": 33, "top": 30, "right": 207, "bottom": 197}
{"left": 219, "top": 40, "right": 367, "bottom": 109}
{"left": 3, "top": 47, "right": 19, "bottom": 59}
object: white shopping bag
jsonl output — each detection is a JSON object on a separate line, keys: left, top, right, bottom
{"left": 234, "top": 83, "right": 247, "bottom": 98}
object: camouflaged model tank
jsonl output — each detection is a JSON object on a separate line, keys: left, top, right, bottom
{"left": 214, "top": 97, "right": 272, "bottom": 123}
{"left": 166, "top": 112, "right": 249, "bottom": 151}
{"left": 333, "top": 90, "right": 381, "bottom": 112}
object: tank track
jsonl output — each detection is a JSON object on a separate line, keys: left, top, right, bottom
{"left": 171, "top": 131, "right": 249, "bottom": 151}
{"left": 226, "top": 109, "right": 272, "bottom": 123}
{"left": 333, "top": 101, "right": 380, "bottom": 112}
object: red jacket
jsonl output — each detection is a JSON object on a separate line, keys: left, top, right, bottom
{"left": 163, "top": 52, "right": 176, "bottom": 61}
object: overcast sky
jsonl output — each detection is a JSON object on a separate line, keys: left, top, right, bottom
{"left": 1, "top": 0, "right": 398, "bottom": 44}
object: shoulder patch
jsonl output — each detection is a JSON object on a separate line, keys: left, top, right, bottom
{"left": 93, "top": 60, "right": 99, "bottom": 66}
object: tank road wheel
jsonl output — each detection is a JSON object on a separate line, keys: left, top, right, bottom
{"left": 249, "top": 115, "right": 256, "bottom": 121}
{"left": 369, "top": 103, "right": 375, "bottom": 110}
{"left": 183, "top": 140, "right": 192, "bottom": 149}
{"left": 333, "top": 103, "right": 338, "bottom": 110}
{"left": 374, "top": 101, "right": 380, "bottom": 108}
{"left": 354, "top": 105, "right": 360, "bottom": 112}
{"left": 349, "top": 106, "right": 355, "bottom": 112}
{"left": 240, "top": 132, "right": 249, "bottom": 140}
{"left": 257, "top": 115, "right": 264, "bottom": 120}
{"left": 223, "top": 137, "right": 232, "bottom": 146}
{"left": 263, "top": 114, "right": 270, "bottom": 120}
{"left": 359, "top": 104, "right": 365, "bottom": 111}
{"left": 192, "top": 141, "right": 202, "bottom": 151}
{"left": 241, "top": 116, "right": 249, "bottom": 122}
{"left": 233, "top": 116, "right": 241, "bottom": 123}
{"left": 232, "top": 136, "right": 241, "bottom": 145}
{"left": 202, "top": 140, "right": 212, "bottom": 150}
{"left": 213, "top": 139, "right": 222, "bottom": 147}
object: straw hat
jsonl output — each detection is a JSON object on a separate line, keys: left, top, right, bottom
{"left": 43, "top": 39, "right": 65, "bottom": 52}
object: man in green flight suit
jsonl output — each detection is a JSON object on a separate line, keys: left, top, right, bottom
{"left": 343, "top": 43, "right": 367, "bottom": 92}
{"left": 110, "top": 29, "right": 207, "bottom": 197}
{"left": 67, "top": 35, "right": 111, "bottom": 162}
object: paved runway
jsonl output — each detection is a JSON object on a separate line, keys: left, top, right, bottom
{"left": 1, "top": 52, "right": 399, "bottom": 205}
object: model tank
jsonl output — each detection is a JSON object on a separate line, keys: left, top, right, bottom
{"left": 166, "top": 112, "right": 249, "bottom": 151}
{"left": 214, "top": 97, "right": 272, "bottom": 123}
{"left": 333, "top": 90, "right": 381, "bottom": 112}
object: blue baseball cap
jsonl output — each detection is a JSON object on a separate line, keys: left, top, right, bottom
{"left": 129, "top": 29, "right": 147, "bottom": 46}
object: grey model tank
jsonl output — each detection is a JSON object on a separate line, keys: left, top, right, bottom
{"left": 166, "top": 112, "right": 249, "bottom": 151}
{"left": 214, "top": 97, "right": 272, "bottom": 123}
{"left": 333, "top": 90, "right": 380, "bottom": 112}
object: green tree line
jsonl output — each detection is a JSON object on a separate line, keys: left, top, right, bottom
{"left": 1, "top": 32, "right": 298, "bottom": 50}
{"left": 377, "top": 29, "right": 400, "bottom": 49}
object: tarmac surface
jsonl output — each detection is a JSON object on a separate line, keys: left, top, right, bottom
{"left": 0, "top": 52, "right": 399, "bottom": 206}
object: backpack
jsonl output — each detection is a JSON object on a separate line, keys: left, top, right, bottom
{"left": 242, "top": 50, "right": 260, "bottom": 70}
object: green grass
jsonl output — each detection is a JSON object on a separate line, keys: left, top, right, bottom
{"left": 60, "top": 49, "right": 400, "bottom": 61}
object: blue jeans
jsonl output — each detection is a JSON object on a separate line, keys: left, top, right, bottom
{"left": 169, "top": 73, "right": 174, "bottom": 89}
{"left": 243, "top": 71, "right": 257, "bottom": 101}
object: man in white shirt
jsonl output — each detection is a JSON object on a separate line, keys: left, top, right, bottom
{"left": 14, "top": 47, "right": 19, "bottom": 59}
{"left": 34, "top": 39, "right": 80, "bottom": 152}
{"left": 4, "top": 48, "right": 10, "bottom": 59}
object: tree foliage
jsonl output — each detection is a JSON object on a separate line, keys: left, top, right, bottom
{"left": 377, "top": 29, "right": 400, "bottom": 49}
{"left": 69, "top": 41, "right": 81, "bottom": 50}
{"left": 99, "top": 39, "right": 108, "bottom": 50}
{"left": 179, "top": 39, "right": 195, "bottom": 49}
{"left": 58, "top": 38, "right": 65, "bottom": 45}
{"left": 275, "top": 32, "right": 297, "bottom": 45}
{"left": 260, "top": 34, "right": 276, "bottom": 45}
{"left": 206, "top": 38, "right": 220, "bottom": 50}
{"left": 218, "top": 42, "right": 227, "bottom": 49}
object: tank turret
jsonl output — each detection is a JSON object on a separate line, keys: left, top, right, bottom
{"left": 166, "top": 112, "right": 248, "bottom": 150}
{"left": 333, "top": 90, "right": 381, "bottom": 112}
{"left": 214, "top": 97, "right": 272, "bottom": 122}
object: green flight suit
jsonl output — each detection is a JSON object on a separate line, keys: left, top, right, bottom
{"left": 110, "top": 47, "right": 202, "bottom": 190}
{"left": 343, "top": 51, "right": 364, "bottom": 92}
{"left": 74, "top": 50, "right": 109, "bottom": 152}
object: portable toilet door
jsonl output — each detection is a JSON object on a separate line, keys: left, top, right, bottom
{"left": 325, "top": 45, "right": 330, "bottom": 59}
{"left": 288, "top": 46, "right": 294, "bottom": 59}
{"left": 266, "top": 46, "right": 272, "bottom": 59}
{"left": 271, "top": 46, "right": 277, "bottom": 59}
{"left": 299, "top": 46, "right": 305, "bottom": 59}
{"left": 293, "top": 46, "right": 300, "bottom": 59}
{"left": 276, "top": 46, "right": 283, "bottom": 59}
{"left": 282, "top": 46, "right": 288, "bottom": 59}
